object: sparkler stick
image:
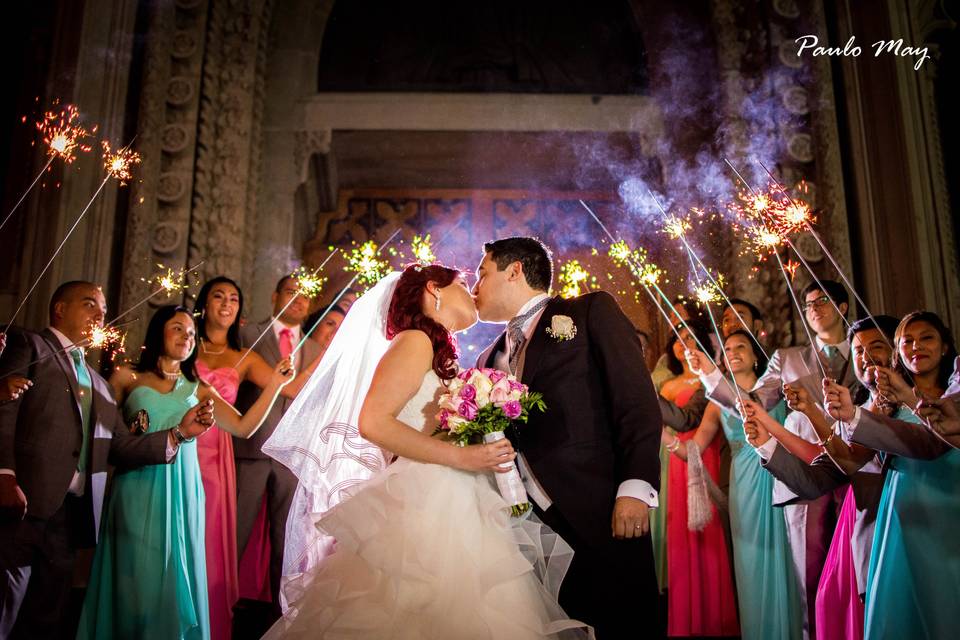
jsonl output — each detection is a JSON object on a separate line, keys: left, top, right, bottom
{"left": 294, "top": 228, "right": 402, "bottom": 355}
{"left": 235, "top": 248, "right": 341, "bottom": 367}
{"left": 756, "top": 160, "right": 895, "bottom": 352}
{"left": 1, "top": 104, "right": 98, "bottom": 233}
{"left": 649, "top": 192, "right": 749, "bottom": 409}
{"left": 658, "top": 201, "right": 771, "bottom": 362}
{"left": 6, "top": 139, "right": 141, "bottom": 331}
{"left": 0, "top": 157, "right": 54, "bottom": 232}
{"left": 578, "top": 200, "right": 718, "bottom": 367}
{"left": 0, "top": 318, "right": 139, "bottom": 378}
{"left": 723, "top": 160, "right": 827, "bottom": 381}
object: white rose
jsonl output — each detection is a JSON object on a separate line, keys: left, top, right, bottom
{"left": 473, "top": 374, "right": 493, "bottom": 407}
{"left": 547, "top": 315, "right": 577, "bottom": 341}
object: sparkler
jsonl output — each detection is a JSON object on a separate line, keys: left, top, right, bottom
{"left": 6, "top": 138, "right": 142, "bottom": 332}
{"left": 647, "top": 193, "right": 772, "bottom": 361}
{"left": 295, "top": 228, "right": 402, "bottom": 355}
{"left": 723, "top": 160, "right": 828, "bottom": 381}
{"left": 108, "top": 261, "right": 205, "bottom": 328}
{"left": 579, "top": 200, "right": 716, "bottom": 364}
{"left": 344, "top": 240, "right": 391, "bottom": 290}
{"left": 755, "top": 160, "right": 894, "bottom": 354}
{"left": 648, "top": 191, "right": 748, "bottom": 409}
{"left": 411, "top": 234, "right": 437, "bottom": 265}
{"left": 558, "top": 260, "right": 592, "bottom": 299}
{"left": 0, "top": 318, "right": 140, "bottom": 378}
{"left": 1, "top": 102, "right": 98, "bottom": 233}
{"left": 235, "top": 249, "right": 340, "bottom": 367}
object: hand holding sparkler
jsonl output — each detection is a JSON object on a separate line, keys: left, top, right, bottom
{"left": 871, "top": 366, "right": 915, "bottom": 408}
{"left": 684, "top": 348, "right": 716, "bottom": 376}
{"left": 823, "top": 379, "right": 856, "bottom": 422}
{"left": 1, "top": 376, "right": 32, "bottom": 403}
{"left": 915, "top": 395, "right": 960, "bottom": 445}
{"left": 174, "top": 399, "right": 217, "bottom": 441}
{"left": 782, "top": 383, "right": 815, "bottom": 415}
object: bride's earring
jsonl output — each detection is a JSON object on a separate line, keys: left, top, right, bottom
{"left": 435, "top": 294, "right": 441, "bottom": 312}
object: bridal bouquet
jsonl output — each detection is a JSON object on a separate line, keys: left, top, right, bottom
{"left": 435, "top": 367, "right": 546, "bottom": 516}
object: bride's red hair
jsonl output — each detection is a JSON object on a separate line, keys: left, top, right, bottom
{"left": 386, "top": 264, "right": 461, "bottom": 380}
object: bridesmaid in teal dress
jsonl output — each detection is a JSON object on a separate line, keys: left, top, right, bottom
{"left": 861, "top": 311, "right": 960, "bottom": 640}
{"left": 673, "top": 331, "right": 803, "bottom": 640}
{"left": 77, "top": 305, "right": 294, "bottom": 639}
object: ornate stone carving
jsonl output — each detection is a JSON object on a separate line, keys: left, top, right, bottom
{"left": 787, "top": 132, "right": 814, "bottom": 162}
{"left": 157, "top": 172, "right": 187, "bottom": 203}
{"left": 171, "top": 30, "right": 199, "bottom": 59}
{"left": 782, "top": 86, "right": 810, "bottom": 115}
{"left": 166, "top": 76, "right": 194, "bottom": 106}
{"left": 151, "top": 222, "right": 182, "bottom": 254}
{"left": 160, "top": 124, "right": 189, "bottom": 154}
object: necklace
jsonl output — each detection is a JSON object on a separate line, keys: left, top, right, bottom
{"left": 160, "top": 368, "right": 181, "bottom": 380}
{"left": 200, "top": 337, "right": 227, "bottom": 355}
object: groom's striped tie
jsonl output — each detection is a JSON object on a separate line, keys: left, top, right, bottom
{"left": 506, "top": 298, "right": 551, "bottom": 375}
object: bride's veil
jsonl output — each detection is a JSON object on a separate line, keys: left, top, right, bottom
{"left": 262, "top": 271, "right": 401, "bottom": 610}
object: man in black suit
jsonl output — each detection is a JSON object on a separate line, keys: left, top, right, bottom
{"left": 0, "top": 281, "right": 213, "bottom": 639}
{"left": 234, "top": 275, "right": 323, "bottom": 615}
{"left": 474, "top": 237, "right": 663, "bottom": 639}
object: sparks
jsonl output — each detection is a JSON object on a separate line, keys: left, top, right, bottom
{"left": 663, "top": 216, "right": 692, "bottom": 240}
{"left": 784, "top": 259, "right": 801, "bottom": 280}
{"left": 411, "top": 234, "right": 436, "bottom": 264}
{"left": 558, "top": 260, "right": 590, "bottom": 299}
{"left": 345, "top": 240, "right": 390, "bottom": 289}
{"left": 36, "top": 102, "right": 96, "bottom": 164}
{"left": 292, "top": 266, "right": 326, "bottom": 299}
{"left": 694, "top": 283, "right": 721, "bottom": 305}
{"left": 84, "top": 324, "right": 126, "bottom": 362}
{"left": 142, "top": 264, "right": 193, "bottom": 295}
{"left": 101, "top": 140, "right": 141, "bottom": 184}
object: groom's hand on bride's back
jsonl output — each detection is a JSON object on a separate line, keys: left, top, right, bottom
{"left": 611, "top": 496, "right": 649, "bottom": 539}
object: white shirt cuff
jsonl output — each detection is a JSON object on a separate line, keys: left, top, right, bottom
{"left": 702, "top": 367, "right": 723, "bottom": 392}
{"left": 755, "top": 438, "right": 778, "bottom": 461}
{"left": 165, "top": 437, "right": 178, "bottom": 462}
{"left": 0, "top": 468, "right": 15, "bottom": 477}
{"left": 617, "top": 479, "right": 659, "bottom": 508}
{"left": 839, "top": 406, "right": 862, "bottom": 442}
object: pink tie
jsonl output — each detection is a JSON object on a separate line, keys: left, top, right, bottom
{"left": 279, "top": 328, "right": 293, "bottom": 360}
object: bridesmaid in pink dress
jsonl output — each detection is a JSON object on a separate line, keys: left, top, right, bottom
{"left": 660, "top": 325, "right": 739, "bottom": 637}
{"left": 193, "top": 277, "right": 319, "bottom": 639}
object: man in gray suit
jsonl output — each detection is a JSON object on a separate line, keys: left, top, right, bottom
{"left": 234, "top": 275, "right": 323, "bottom": 615}
{"left": 0, "top": 281, "right": 213, "bottom": 639}
{"left": 687, "top": 280, "right": 859, "bottom": 639}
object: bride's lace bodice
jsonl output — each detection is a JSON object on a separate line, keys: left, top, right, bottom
{"left": 397, "top": 370, "right": 445, "bottom": 434}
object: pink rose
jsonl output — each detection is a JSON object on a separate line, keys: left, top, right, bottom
{"left": 489, "top": 378, "right": 511, "bottom": 405}
{"left": 509, "top": 380, "right": 526, "bottom": 393}
{"left": 437, "top": 409, "right": 451, "bottom": 430}
{"left": 487, "top": 370, "right": 507, "bottom": 384}
{"left": 458, "top": 400, "right": 479, "bottom": 421}
{"left": 459, "top": 384, "right": 477, "bottom": 401}
{"left": 458, "top": 369, "right": 474, "bottom": 381}
{"left": 502, "top": 400, "right": 522, "bottom": 420}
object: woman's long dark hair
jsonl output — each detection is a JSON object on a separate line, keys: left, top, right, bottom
{"left": 135, "top": 305, "right": 198, "bottom": 382}
{"left": 386, "top": 264, "right": 460, "bottom": 381}
{"left": 723, "top": 329, "right": 769, "bottom": 378}
{"left": 894, "top": 310, "right": 958, "bottom": 392}
{"left": 664, "top": 319, "right": 713, "bottom": 376}
{"left": 193, "top": 276, "right": 244, "bottom": 351}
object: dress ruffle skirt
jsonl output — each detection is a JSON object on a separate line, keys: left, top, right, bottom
{"left": 263, "top": 459, "right": 592, "bottom": 639}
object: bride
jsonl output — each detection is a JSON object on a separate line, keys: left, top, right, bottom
{"left": 261, "top": 264, "right": 592, "bottom": 639}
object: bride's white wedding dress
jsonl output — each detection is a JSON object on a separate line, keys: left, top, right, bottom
{"left": 263, "top": 370, "right": 592, "bottom": 639}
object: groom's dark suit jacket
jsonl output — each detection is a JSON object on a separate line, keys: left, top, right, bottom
{"left": 480, "top": 292, "right": 661, "bottom": 547}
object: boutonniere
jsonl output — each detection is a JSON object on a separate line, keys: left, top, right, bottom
{"left": 545, "top": 315, "right": 577, "bottom": 341}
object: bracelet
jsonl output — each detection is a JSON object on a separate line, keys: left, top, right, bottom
{"left": 818, "top": 431, "right": 836, "bottom": 447}
{"left": 666, "top": 438, "right": 682, "bottom": 453}
{"left": 172, "top": 426, "right": 194, "bottom": 444}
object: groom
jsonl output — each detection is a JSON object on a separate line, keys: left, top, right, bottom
{"left": 474, "top": 237, "right": 663, "bottom": 639}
